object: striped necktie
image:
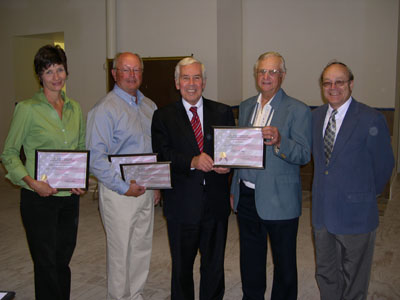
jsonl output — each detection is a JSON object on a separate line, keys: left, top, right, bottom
{"left": 324, "top": 109, "right": 338, "bottom": 165}
{"left": 189, "top": 106, "right": 203, "bottom": 152}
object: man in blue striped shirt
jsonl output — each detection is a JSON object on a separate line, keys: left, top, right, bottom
{"left": 86, "top": 52, "right": 160, "bottom": 300}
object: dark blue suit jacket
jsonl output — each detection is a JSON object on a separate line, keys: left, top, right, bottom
{"left": 312, "top": 99, "right": 394, "bottom": 235}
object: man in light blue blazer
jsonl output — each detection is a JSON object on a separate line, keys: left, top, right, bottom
{"left": 312, "top": 61, "right": 394, "bottom": 300}
{"left": 231, "top": 52, "right": 312, "bottom": 300}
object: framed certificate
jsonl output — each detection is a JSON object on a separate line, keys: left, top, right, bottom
{"left": 35, "top": 150, "right": 90, "bottom": 190}
{"left": 120, "top": 162, "right": 172, "bottom": 189}
{"left": 108, "top": 153, "right": 157, "bottom": 176}
{"left": 213, "top": 126, "right": 265, "bottom": 168}
{"left": 0, "top": 291, "right": 16, "bottom": 300}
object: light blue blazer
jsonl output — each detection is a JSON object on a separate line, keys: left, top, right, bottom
{"left": 231, "top": 89, "right": 312, "bottom": 220}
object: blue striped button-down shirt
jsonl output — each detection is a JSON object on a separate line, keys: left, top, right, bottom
{"left": 86, "top": 84, "right": 157, "bottom": 194}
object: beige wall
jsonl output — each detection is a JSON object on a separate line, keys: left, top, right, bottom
{"left": 242, "top": 0, "right": 399, "bottom": 107}
{"left": 0, "top": 0, "right": 398, "bottom": 152}
{"left": 115, "top": 0, "right": 218, "bottom": 100}
{"left": 217, "top": 0, "right": 243, "bottom": 105}
{"left": 0, "top": 0, "right": 107, "bottom": 151}
{"left": 13, "top": 36, "right": 52, "bottom": 102}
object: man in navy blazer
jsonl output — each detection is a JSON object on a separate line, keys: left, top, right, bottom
{"left": 231, "top": 52, "right": 312, "bottom": 299}
{"left": 151, "top": 57, "right": 235, "bottom": 300}
{"left": 312, "top": 61, "right": 394, "bottom": 300}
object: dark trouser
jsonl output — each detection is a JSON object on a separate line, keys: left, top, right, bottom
{"left": 237, "top": 182, "right": 298, "bottom": 300}
{"left": 20, "top": 188, "right": 79, "bottom": 300}
{"left": 167, "top": 218, "right": 228, "bottom": 300}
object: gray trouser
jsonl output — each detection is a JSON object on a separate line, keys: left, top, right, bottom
{"left": 313, "top": 227, "right": 376, "bottom": 300}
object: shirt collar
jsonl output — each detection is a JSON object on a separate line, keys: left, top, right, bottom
{"left": 328, "top": 96, "right": 352, "bottom": 117}
{"left": 113, "top": 84, "right": 144, "bottom": 105}
{"left": 37, "top": 88, "right": 71, "bottom": 106}
{"left": 256, "top": 93, "right": 274, "bottom": 107}
{"left": 182, "top": 96, "right": 204, "bottom": 112}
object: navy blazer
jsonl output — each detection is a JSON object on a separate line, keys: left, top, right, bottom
{"left": 312, "top": 99, "right": 394, "bottom": 235}
{"left": 151, "top": 98, "right": 235, "bottom": 224}
{"left": 231, "top": 89, "right": 312, "bottom": 220}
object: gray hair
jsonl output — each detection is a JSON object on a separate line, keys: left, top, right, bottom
{"left": 174, "top": 57, "right": 206, "bottom": 80}
{"left": 320, "top": 60, "right": 354, "bottom": 84}
{"left": 254, "top": 51, "right": 287, "bottom": 74}
{"left": 112, "top": 52, "right": 144, "bottom": 70}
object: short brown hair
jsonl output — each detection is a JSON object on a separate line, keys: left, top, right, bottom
{"left": 34, "top": 45, "right": 68, "bottom": 86}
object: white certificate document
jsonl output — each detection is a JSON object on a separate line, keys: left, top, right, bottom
{"left": 108, "top": 153, "right": 157, "bottom": 176}
{"left": 213, "top": 127, "right": 264, "bottom": 168}
{"left": 120, "top": 162, "right": 172, "bottom": 189}
{"left": 35, "top": 150, "right": 90, "bottom": 190}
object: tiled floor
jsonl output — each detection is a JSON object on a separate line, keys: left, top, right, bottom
{"left": 1, "top": 169, "right": 399, "bottom": 299}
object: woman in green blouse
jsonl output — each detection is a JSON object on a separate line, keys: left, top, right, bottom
{"left": 1, "top": 45, "right": 85, "bottom": 300}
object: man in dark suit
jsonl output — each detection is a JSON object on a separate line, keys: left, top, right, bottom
{"left": 231, "top": 51, "right": 312, "bottom": 300}
{"left": 151, "top": 57, "right": 235, "bottom": 300}
{"left": 312, "top": 61, "right": 394, "bottom": 300}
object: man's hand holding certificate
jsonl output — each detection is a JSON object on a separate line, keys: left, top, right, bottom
{"left": 213, "top": 127, "right": 264, "bottom": 168}
{"left": 108, "top": 154, "right": 172, "bottom": 190}
{"left": 121, "top": 162, "right": 172, "bottom": 189}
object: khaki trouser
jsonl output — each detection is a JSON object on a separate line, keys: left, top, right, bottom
{"left": 99, "top": 183, "right": 154, "bottom": 300}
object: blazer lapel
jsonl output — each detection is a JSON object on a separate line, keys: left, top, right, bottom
{"left": 329, "top": 100, "right": 360, "bottom": 165}
{"left": 175, "top": 100, "right": 201, "bottom": 154}
{"left": 243, "top": 97, "right": 258, "bottom": 126}
{"left": 314, "top": 105, "right": 328, "bottom": 166}
{"left": 269, "top": 89, "right": 284, "bottom": 128}
{"left": 202, "top": 99, "right": 213, "bottom": 154}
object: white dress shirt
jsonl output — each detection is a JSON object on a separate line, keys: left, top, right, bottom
{"left": 182, "top": 97, "right": 204, "bottom": 133}
{"left": 323, "top": 97, "right": 352, "bottom": 143}
{"left": 252, "top": 93, "right": 275, "bottom": 126}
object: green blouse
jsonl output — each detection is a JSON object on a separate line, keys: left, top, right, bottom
{"left": 1, "top": 89, "right": 85, "bottom": 196}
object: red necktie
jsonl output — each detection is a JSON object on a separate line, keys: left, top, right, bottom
{"left": 189, "top": 106, "right": 203, "bottom": 152}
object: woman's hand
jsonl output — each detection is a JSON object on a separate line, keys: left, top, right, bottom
{"left": 23, "top": 175, "right": 58, "bottom": 197}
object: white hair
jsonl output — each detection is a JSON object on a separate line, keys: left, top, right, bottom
{"left": 174, "top": 57, "right": 206, "bottom": 80}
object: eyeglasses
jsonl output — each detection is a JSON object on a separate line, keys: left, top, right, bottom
{"left": 257, "top": 69, "right": 283, "bottom": 77}
{"left": 322, "top": 80, "right": 350, "bottom": 88}
{"left": 116, "top": 67, "right": 143, "bottom": 75}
